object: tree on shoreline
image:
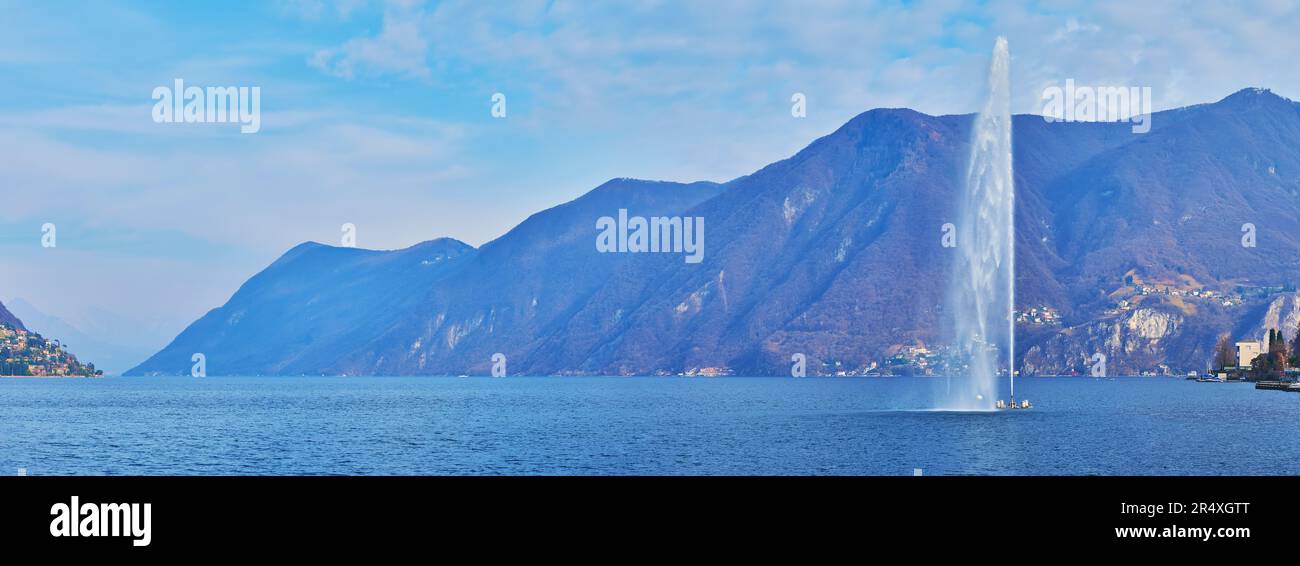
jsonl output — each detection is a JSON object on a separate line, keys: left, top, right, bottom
{"left": 1213, "top": 333, "right": 1236, "bottom": 370}
{"left": 1290, "top": 324, "right": 1300, "bottom": 367}
{"left": 1270, "top": 328, "right": 1288, "bottom": 361}
{"left": 1252, "top": 328, "right": 1290, "bottom": 380}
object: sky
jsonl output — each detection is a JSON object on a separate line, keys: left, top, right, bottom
{"left": 2, "top": 0, "right": 1299, "bottom": 367}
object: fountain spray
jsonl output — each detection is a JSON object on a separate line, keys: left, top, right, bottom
{"left": 946, "top": 37, "right": 1015, "bottom": 411}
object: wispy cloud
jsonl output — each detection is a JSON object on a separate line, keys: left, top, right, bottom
{"left": 310, "top": 0, "right": 432, "bottom": 80}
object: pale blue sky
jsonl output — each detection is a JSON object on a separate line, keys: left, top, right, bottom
{"left": 2, "top": 0, "right": 1298, "bottom": 355}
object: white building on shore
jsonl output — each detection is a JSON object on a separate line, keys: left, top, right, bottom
{"left": 1236, "top": 340, "right": 1265, "bottom": 368}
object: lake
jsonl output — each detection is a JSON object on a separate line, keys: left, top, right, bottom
{"left": 1, "top": 376, "right": 1295, "bottom": 475}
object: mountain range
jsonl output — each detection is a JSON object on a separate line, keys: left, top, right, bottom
{"left": 128, "top": 88, "right": 1300, "bottom": 376}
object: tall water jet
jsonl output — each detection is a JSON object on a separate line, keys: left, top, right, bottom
{"left": 945, "top": 37, "right": 1015, "bottom": 411}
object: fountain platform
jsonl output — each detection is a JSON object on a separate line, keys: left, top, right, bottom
{"left": 996, "top": 399, "right": 1032, "bottom": 410}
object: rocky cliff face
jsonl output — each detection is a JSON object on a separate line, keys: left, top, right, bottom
{"left": 1243, "top": 293, "right": 1300, "bottom": 345}
{"left": 1022, "top": 307, "right": 1188, "bottom": 375}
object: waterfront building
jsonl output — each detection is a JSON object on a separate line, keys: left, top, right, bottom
{"left": 1236, "top": 341, "right": 1264, "bottom": 368}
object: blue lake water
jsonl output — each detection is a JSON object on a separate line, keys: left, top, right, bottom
{"left": 1, "top": 376, "right": 1296, "bottom": 475}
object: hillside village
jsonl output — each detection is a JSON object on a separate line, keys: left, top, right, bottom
{"left": 0, "top": 323, "right": 100, "bottom": 377}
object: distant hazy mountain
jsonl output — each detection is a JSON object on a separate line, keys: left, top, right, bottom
{"left": 129, "top": 88, "right": 1300, "bottom": 376}
{"left": 3, "top": 298, "right": 161, "bottom": 375}
{"left": 129, "top": 179, "right": 723, "bottom": 376}
{"left": 0, "top": 300, "right": 25, "bottom": 331}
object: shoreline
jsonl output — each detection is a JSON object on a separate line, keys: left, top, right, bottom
{"left": 0, "top": 374, "right": 1251, "bottom": 379}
